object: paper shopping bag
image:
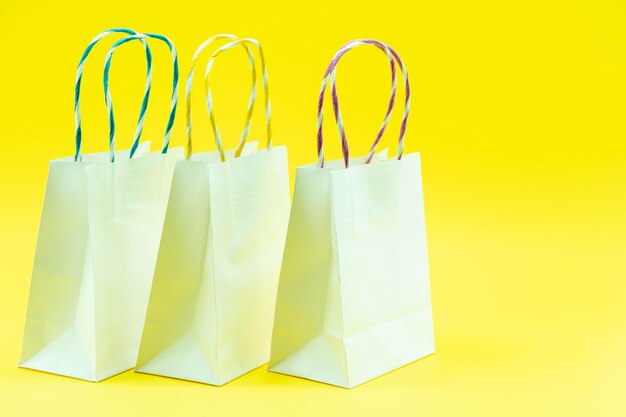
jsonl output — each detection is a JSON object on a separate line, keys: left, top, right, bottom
{"left": 269, "top": 39, "right": 435, "bottom": 388}
{"left": 19, "top": 29, "right": 184, "bottom": 382}
{"left": 135, "top": 36, "right": 290, "bottom": 386}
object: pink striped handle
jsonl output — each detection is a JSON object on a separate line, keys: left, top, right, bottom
{"left": 316, "top": 39, "right": 410, "bottom": 168}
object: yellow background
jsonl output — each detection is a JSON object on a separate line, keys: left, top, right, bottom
{"left": 1, "top": 0, "right": 625, "bottom": 415}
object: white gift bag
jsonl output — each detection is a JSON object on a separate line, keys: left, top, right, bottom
{"left": 269, "top": 39, "right": 435, "bottom": 388}
{"left": 19, "top": 29, "right": 184, "bottom": 382}
{"left": 135, "top": 36, "right": 290, "bottom": 386}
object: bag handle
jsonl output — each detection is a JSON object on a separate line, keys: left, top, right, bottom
{"left": 104, "top": 33, "right": 179, "bottom": 162}
{"left": 185, "top": 34, "right": 251, "bottom": 159}
{"left": 204, "top": 38, "right": 272, "bottom": 162}
{"left": 317, "top": 39, "right": 410, "bottom": 168}
{"left": 74, "top": 28, "right": 150, "bottom": 162}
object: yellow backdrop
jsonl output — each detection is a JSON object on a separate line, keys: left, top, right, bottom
{"left": 1, "top": 0, "right": 625, "bottom": 415}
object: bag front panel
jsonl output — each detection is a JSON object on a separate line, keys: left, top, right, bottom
{"left": 331, "top": 153, "right": 434, "bottom": 387}
{"left": 86, "top": 155, "right": 173, "bottom": 379}
{"left": 208, "top": 147, "right": 290, "bottom": 384}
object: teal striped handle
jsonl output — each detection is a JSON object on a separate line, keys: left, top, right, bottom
{"left": 104, "top": 33, "right": 179, "bottom": 162}
{"left": 74, "top": 28, "right": 150, "bottom": 162}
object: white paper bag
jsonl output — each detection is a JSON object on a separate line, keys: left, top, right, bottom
{"left": 19, "top": 29, "right": 184, "bottom": 381}
{"left": 136, "top": 36, "right": 290, "bottom": 386}
{"left": 269, "top": 39, "right": 435, "bottom": 388}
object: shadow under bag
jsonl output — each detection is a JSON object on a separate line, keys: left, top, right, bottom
{"left": 269, "top": 39, "right": 435, "bottom": 388}
{"left": 19, "top": 29, "right": 184, "bottom": 381}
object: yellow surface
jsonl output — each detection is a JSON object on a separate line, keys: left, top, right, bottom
{"left": 1, "top": 0, "right": 625, "bottom": 415}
